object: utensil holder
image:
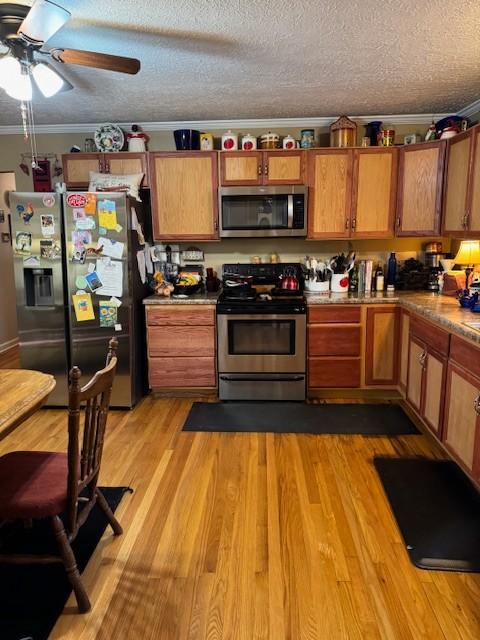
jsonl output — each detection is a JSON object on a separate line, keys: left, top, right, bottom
{"left": 305, "top": 280, "right": 329, "bottom": 293}
{"left": 331, "top": 273, "right": 349, "bottom": 293}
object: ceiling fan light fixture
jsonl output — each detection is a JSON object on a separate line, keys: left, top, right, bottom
{"left": 32, "top": 61, "right": 64, "bottom": 97}
{"left": 18, "top": 0, "right": 71, "bottom": 45}
{"left": 5, "top": 65, "right": 32, "bottom": 101}
{"left": 0, "top": 54, "right": 22, "bottom": 90}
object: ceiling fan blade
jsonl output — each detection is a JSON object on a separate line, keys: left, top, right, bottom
{"left": 50, "top": 48, "right": 140, "bottom": 75}
{"left": 18, "top": 0, "right": 71, "bottom": 45}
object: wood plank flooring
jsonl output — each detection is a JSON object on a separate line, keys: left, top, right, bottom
{"left": 0, "top": 381, "right": 479, "bottom": 639}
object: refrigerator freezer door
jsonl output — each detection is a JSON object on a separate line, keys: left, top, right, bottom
{"left": 10, "top": 192, "right": 69, "bottom": 405}
{"left": 64, "top": 192, "right": 134, "bottom": 407}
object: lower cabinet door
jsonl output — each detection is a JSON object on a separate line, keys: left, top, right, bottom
{"left": 406, "top": 336, "right": 425, "bottom": 414}
{"left": 422, "top": 349, "right": 446, "bottom": 436}
{"left": 149, "top": 357, "right": 216, "bottom": 388}
{"left": 308, "top": 357, "right": 361, "bottom": 388}
{"left": 443, "top": 363, "right": 480, "bottom": 478}
{"left": 365, "top": 306, "right": 399, "bottom": 385}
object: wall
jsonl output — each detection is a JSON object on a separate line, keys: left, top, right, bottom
{"left": 0, "top": 172, "right": 18, "bottom": 351}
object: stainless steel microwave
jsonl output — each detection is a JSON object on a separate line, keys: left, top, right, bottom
{"left": 219, "top": 186, "right": 307, "bottom": 237}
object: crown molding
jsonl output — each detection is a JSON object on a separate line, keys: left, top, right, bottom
{"left": 0, "top": 113, "right": 452, "bottom": 135}
{"left": 457, "top": 98, "right": 480, "bottom": 118}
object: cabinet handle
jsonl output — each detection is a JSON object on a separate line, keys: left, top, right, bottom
{"left": 258, "top": 165, "right": 263, "bottom": 175}
{"left": 351, "top": 217, "right": 356, "bottom": 230}
{"left": 463, "top": 212, "right": 469, "bottom": 229}
{"left": 474, "top": 395, "right": 480, "bottom": 416}
{"left": 419, "top": 350, "right": 427, "bottom": 368}
{"left": 264, "top": 164, "right": 269, "bottom": 176}
{"left": 396, "top": 216, "right": 401, "bottom": 228}
{"left": 214, "top": 220, "right": 218, "bottom": 231}
{"left": 345, "top": 218, "right": 350, "bottom": 230}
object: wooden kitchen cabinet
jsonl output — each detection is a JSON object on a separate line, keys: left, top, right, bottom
{"left": 406, "top": 315, "right": 450, "bottom": 436}
{"left": 467, "top": 124, "right": 480, "bottom": 233}
{"left": 307, "top": 147, "right": 397, "bottom": 239}
{"left": 399, "top": 310, "right": 410, "bottom": 393}
{"left": 365, "top": 306, "right": 399, "bottom": 386}
{"left": 307, "top": 149, "right": 352, "bottom": 238}
{"left": 149, "top": 151, "right": 219, "bottom": 241}
{"left": 62, "top": 153, "right": 103, "bottom": 188}
{"left": 351, "top": 148, "right": 397, "bottom": 237}
{"left": 145, "top": 304, "right": 216, "bottom": 389}
{"left": 63, "top": 151, "right": 149, "bottom": 188}
{"left": 219, "top": 150, "right": 305, "bottom": 186}
{"left": 396, "top": 140, "right": 446, "bottom": 236}
{"left": 308, "top": 305, "right": 361, "bottom": 388}
{"left": 443, "top": 127, "right": 475, "bottom": 234}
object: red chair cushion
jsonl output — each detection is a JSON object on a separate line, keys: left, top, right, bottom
{"left": 0, "top": 451, "right": 68, "bottom": 520}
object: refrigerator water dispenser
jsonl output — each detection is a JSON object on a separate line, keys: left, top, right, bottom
{"left": 24, "top": 268, "right": 55, "bottom": 306}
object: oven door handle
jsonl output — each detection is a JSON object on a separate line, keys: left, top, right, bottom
{"left": 287, "top": 194, "right": 294, "bottom": 228}
{"left": 219, "top": 375, "right": 305, "bottom": 382}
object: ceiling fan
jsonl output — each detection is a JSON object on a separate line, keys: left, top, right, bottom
{"left": 0, "top": 0, "right": 141, "bottom": 100}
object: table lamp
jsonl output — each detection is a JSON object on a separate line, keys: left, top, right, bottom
{"left": 453, "top": 240, "right": 480, "bottom": 288}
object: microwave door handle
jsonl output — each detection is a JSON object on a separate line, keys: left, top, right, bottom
{"left": 287, "top": 194, "right": 294, "bottom": 228}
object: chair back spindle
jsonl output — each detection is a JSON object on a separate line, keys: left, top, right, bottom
{"left": 66, "top": 338, "right": 118, "bottom": 534}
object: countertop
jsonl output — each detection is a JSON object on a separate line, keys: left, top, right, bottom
{"left": 143, "top": 291, "right": 220, "bottom": 305}
{"left": 143, "top": 289, "right": 480, "bottom": 345}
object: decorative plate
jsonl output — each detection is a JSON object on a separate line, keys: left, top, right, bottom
{"left": 94, "top": 123, "right": 125, "bottom": 152}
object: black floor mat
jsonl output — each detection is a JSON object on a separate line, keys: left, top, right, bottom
{"left": 0, "top": 486, "right": 132, "bottom": 640}
{"left": 374, "top": 457, "right": 480, "bottom": 572}
{"left": 183, "top": 402, "right": 419, "bottom": 435}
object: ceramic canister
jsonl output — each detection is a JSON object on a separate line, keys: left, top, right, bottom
{"left": 200, "top": 133, "right": 214, "bottom": 150}
{"left": 241, "top": 133, "right": 257, "bottom": 150}
{"left": 282, "top": 134, "right": 296, "bottom": 150}
{"left": 222, "top": 130, "right": 238, "bottom": 150}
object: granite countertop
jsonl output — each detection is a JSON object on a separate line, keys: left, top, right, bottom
{"left": 143, "top": 291, "right": 220, "bottom": 305}
{"left": 306, "top": 290, "right": 480, "bottom": 345}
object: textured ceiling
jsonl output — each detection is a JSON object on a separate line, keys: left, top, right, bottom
{"left": 0, "top": 0, "right": 480, "bottom": 125}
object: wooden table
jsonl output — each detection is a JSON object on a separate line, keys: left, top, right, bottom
{"left": 0, "top": 369, "right": 56, "bottom": 440}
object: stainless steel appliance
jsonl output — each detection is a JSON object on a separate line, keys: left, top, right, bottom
{"left": 217, "top": 263, "right": 306, "bottom": 401}
{"left": 10, "top": 191, "right": 149, "bottom": 407}
{"left": 219, "top": 186, "right": 307, "bottom": 237}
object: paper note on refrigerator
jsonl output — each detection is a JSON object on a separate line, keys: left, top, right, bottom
{"left": 72, "top": 293, "right": 95, "bottom": 321}
{"left": 95, "top": 258, "right": 123, "bottom": 297}
{"left": 96, "top": 237, "right": 124, "bottom": 259}
{"left": 97, "top": 200, "right": 117, "bottom": 230}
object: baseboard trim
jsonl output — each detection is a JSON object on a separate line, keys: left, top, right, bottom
{"left": 0, "top": 338, "right": 18, "bottom": 354}
{"left": 307, "top": 388, "right": 402, "bottom": 400}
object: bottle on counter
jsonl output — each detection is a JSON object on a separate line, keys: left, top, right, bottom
{"left": 386, "top": 252, "right": 397, "bottom": 286}
{"left": 375, "top": 263, "right": 385, "bottom": 292}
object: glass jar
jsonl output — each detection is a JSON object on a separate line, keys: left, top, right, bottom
{"left": 300, "top": 129, "right": 314, "bottom": 148}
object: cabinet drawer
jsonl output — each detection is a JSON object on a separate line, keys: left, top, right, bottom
{"left": 146, "top": 305, "right": 215, "bottom": 326}
{"left": 410, "top": 315, "right": 450, "bottom": 356}
{"left": 308, "top": 305, "right": 361, "bottom": 324}
{"left": 308, "top": 358, "right": 361, "bottom": 388}
{"left": 149, "top": 357, "right": 216, "bottom": 388}
{"left": 309, "top": 325, "right": 361, "bottom": 356}
{"left": 450, "top": 335, "right": 480, "bottom": 379}
{"left": 148, "top": 326, "right": 215, "bottom": 357}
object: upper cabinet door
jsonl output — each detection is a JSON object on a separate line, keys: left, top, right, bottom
{"left": 307, "top": 149, "right": 353, "bottom": 238}
{"left": 150, "top": 151, "right": 219, "bottom": 241}
{"left": 106, "top": 152, "right": 149, "bottom": 187}
{"left": 443, "top": 130, "right": 472, "bottom": 234}
{"left": 263, "top": 150, "right": 305, "bottom": 184}
{"left": 220, "top": 152, "right": 263, "bottom": 186}
{"left": 396, "top": 141, "right": 445, "bottom": 237}
{"left": 63, "top": 153, "right": 103, "bottom": 188}
{"left": 351, "top": 148, "right": 397, "bottom": 237}
{"left": 468, "top": 126, "right": 480, "bottom": 233}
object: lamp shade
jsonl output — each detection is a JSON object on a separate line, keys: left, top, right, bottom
{"left": 453, "top": 240, "right": 480, "bottom": 266}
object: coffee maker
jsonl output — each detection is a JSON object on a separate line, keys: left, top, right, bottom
{"left": 423, "top": 242, "right": 450, "bottom": 292}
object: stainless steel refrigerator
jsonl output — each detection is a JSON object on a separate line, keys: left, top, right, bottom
{"left": 10, "top": 191, "right": 149, "bottom": 407}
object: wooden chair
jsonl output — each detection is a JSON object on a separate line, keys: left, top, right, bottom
{"left": 0, "top": 338, "right": 122, "bottom": 612}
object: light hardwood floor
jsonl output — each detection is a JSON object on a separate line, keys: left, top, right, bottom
{"left": 1, "top": 347, "right": 479, "bottom": 639}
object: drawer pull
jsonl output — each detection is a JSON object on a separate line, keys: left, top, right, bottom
{"left": 419, "top": 350, "right": 427, "bottom": 368}
{"left": 474, "top": 395, "right": 480, "bottom": 416}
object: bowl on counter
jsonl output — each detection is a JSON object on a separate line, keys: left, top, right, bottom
{"left": 173, "top": 283, "right": 202, "bottom": 296}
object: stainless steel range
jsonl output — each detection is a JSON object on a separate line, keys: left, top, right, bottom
{"left": 217, "top": 263, "right": 306, "bottom": 401}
